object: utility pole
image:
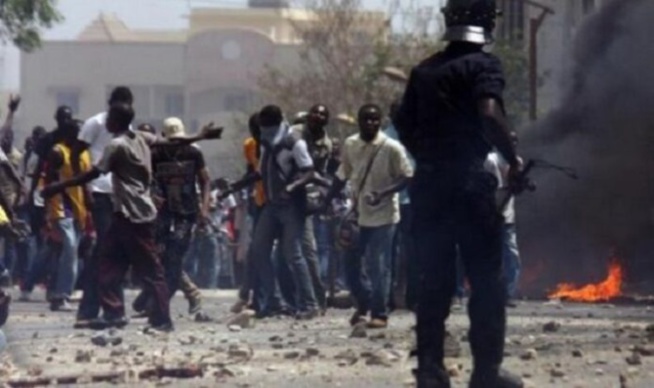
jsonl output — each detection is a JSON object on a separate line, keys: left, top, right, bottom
{"left": 520, "top": 0, "right": 554, "bottom": 121}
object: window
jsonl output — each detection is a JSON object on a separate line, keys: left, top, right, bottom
{"left": 165, "top": 93, "right": 184, "bottom": 117}
{"left": 55, "top": 90, "right": 80, "bottom": 114}
{"left": 497, "top": 0, "right": 525, "bottom": 42}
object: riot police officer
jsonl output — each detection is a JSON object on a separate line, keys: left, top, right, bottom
{"left": 394, "top": 1, "right": 523, "bottom": 387}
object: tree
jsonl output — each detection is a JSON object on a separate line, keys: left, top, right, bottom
{"left": 492, "top": 39, "right": 530, "bottom": 127}
{"left": 0, "top": 0, "right": 62, "bottom": 52}
{"left": 258, "top": 0, "right": 442, "bottom": 137}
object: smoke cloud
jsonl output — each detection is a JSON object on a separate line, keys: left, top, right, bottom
{"left": 518, "top": 0, "right": 654, "bottom": 295}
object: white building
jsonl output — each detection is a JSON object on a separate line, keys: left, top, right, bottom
{"left": 19, "top": 4, "right": 385, "bottom": 175}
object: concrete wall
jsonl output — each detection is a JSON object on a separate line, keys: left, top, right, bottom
{"left": 20, "top": 42, "right": 184, "bottom": 136}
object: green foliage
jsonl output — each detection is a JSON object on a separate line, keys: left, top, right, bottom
{"left": 258, "top": 0, "right": 443, "bottom": 139}
{"left": 492, "top": 40, "right": 530, "bottom": 127}
{"left": 0, "top": 0, "right": 62, "bottom": 52}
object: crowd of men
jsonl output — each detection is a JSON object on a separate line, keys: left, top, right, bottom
{"left": 0, "top": 91, "right": 522, "bottom": 324}
{"left": 0, "top": 0, "right": 528, "bottom": 385}
{"left": 0, "top": 92, "right": 521, "bottom": 329}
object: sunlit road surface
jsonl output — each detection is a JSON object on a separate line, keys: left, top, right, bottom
{"left": 3, "top": 290, "right": 654, "bottom": 387}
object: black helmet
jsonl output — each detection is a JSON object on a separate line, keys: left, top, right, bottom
{"left": 442, "top": 0, "right": 500, "bottom": 45}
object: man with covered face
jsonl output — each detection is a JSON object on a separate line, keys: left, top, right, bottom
{"left": 326, "top": 104, "right": 414, "bottom": 329}
{"left": 394, "top": 0, "right": 523, "bottom": 386}
{"left": 247, "top": 105, "right": 320, "bottom": 320}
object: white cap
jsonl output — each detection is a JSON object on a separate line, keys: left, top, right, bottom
{"left": 162, "top": 117, "right": 186, "bottom": 139}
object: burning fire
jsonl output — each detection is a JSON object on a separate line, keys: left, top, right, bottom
{"left": 548, "top": 262, "right": 623, "bottom": 302}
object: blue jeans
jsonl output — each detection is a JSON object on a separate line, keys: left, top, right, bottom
{"left": 52, "top": 218, "right": 80, "bottom": 299}
{"left": 502, "top": 224, "right": 520, "bottom": 298}
{"left": 22, "top": 237, "right": 56, "bottom": 293}
{"left": 313, "top": 216, "right": 330, "bottom": 280}
{"left": 251, "top": 203, "right": 317, "bottom": 313}
{"left": 185, "top": 227, "right": 220, "bottom": 289}
{"left": 344, "top": 224, "right": 396, "bottom": 320}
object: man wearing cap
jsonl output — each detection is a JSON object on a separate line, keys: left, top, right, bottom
{"left": 145, "top": 117, "right": 211, "bottom": 316}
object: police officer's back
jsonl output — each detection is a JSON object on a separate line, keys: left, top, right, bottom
{"left": 395, "top": 43, "right": 505, "bottom": 169}
{"left": 393, "top": 1, "right": 523, "bottom": 387}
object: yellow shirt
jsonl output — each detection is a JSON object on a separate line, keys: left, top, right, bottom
{"left": 46, "top": 143, "right": 91, "bottom": 228}
{"left": 244, "top": 137, "right": 266, "bottom": 207}
{"left": 0, "top": 204, "right": 8, "bottom": 225}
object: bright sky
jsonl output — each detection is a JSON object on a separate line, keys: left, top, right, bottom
{"left": 1, "top": 0, "right": 443, "bottom": 90}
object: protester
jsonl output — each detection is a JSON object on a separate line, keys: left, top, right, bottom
{"left": 239, "top": 105, "right": 320, "bottom": 320}
{"left": 42, "top": 103, "right": 223, "bottom": 331}
{"left": 15, "top": 127, "right": 47, "bottom": 288}
{"left": 73, "top": 86, "right": 133, "bottom": 328}
{"left": 231, "top": 113, "right": 265, "bottom": 313}
{"left": 0, "top": 96, "right": 23, "bottom": 284}
{"left": 137, "top": 117, "right": 211, "bottom": 318}
{"left": 327, "top": 104, "right": 414, "bottom": 329}
{"left": 290, "top": 104, "right": 335, "bottom": 312}
{"left": 43, "top": 117, "right": 92, "bottom": 311}
{"left": 485, "top": 131, "right": 522, "bottom": 308}
{"left": 21, "top": 111, "right": 75, "bottom": 302}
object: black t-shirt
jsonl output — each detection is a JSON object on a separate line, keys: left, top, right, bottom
{"left": 151, "top": 145, "right": 205, "bottom": 216}
{"left": 34, "top": 130, "right": 63, "bottom": 160}
{"left": 394, "top": 44, "right": 505, "bottom": 166}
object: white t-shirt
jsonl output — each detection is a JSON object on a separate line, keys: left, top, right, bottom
{"left": 209, "top": 189, "right": 237, "bottom": 228}
{"left": 484, "top": 151, "right": 515, "bottom": 224}
{"left": 78, "top": 112, "right": 114, "bottom": 194}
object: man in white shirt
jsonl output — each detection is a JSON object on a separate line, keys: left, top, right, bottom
{"left": 484, "top": 131, "right": 522, "bottom": 307}
{"left": 74, "top": 86, "right": 133, "bottom": 326}
{"left": 328, "top": 104, "right": 414, "bottom": 329}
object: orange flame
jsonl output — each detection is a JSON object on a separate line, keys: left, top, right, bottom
{"left": 548, "top": 262, "right": 623, "bottom": 302}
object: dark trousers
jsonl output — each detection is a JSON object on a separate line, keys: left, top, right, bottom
{"left": 158, "top": 215, "right": 195, "bottom": 298}
{"left": 412, "top": 167, "right": 506, "bottom": 374}
{"left": 238, "top": 206, "right": 264, "bottom": 310}
{"left": 98, "top": 214, "right": 171, "bottom": 326}
{"left": 77, "top": 193, "right": 114, "bottom": 320}
{"left": 135, "top": 214, "right": 200, "bottom": 312}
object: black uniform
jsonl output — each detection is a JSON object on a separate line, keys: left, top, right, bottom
{"left": 394, "top": 43, "right": 507, "bottom": 377}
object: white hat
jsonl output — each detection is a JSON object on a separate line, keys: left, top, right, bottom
{"left": 162, "top": 117, "right": 186, "bottom": 139}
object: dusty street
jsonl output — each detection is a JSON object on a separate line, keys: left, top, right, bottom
{"left": 2, "top": 290, "right": 654, "bottom": 387}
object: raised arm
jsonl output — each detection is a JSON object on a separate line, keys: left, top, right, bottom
{"left": 0, "top": 95, "right": 20, "bottom": 135}
{"left": 41, "top": 167, "right": 102, "bottom": 199}
{"left": 151, "top": 123, "right": 223, "bottom": 148}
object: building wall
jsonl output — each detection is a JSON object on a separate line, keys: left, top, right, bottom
{"left": 20, "top": 42, "right": 184, "bottom": 133}
{"left": 530, "top": 0, "right": 604, "bottom": 114}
